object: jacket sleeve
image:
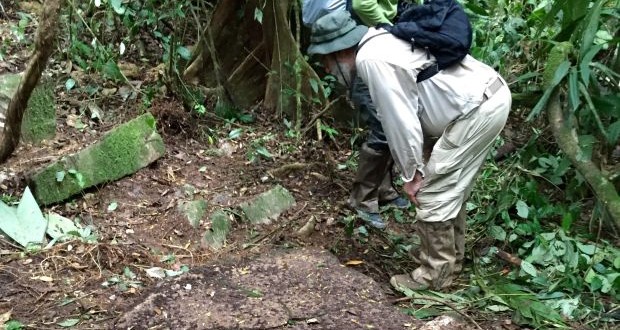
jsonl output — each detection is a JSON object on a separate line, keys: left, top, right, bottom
{"left": 351, "top": 0, "right": 398, "bottom": 26}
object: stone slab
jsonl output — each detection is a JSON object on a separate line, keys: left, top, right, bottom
{"left": 239, "top": 185, "right": 295, "bottom": 224}
{"left": 177, "top": 200, "right": 208, "bottom": 228}
{"left": 30, "top": 113, "right": 165, "bottom": 205}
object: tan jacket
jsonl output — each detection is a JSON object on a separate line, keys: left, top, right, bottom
{"left": 356, "top": 28, "right": 505, "bottom": 181}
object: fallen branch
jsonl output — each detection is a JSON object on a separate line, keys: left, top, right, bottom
{"left": 391, "top": 295, "right": 483, "bottom": 330}
{"left": 268, "top": 162, "right": 314, "bottom": 177}
{"left": 495, "top": 249, "right": 522, "bottom": 267}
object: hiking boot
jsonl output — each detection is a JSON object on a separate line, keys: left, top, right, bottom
{"left": 383, "top": 196, "right": 411, "bottom": 209}
{"left": 356, "top": 209, "right": 386, "bottom": 229}
{"left": 453, "top": 205, "right": 467, "bottom": 275}
{"left": 407, "top": 220, "right": 456, "bottom": 291}
{"left": 348, "top": 143, "right": 395, "bottom": 214}
{"left": 390, "top": 273, "right": 429, "bottom": 292}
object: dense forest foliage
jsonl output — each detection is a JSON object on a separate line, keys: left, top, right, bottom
{"left": 0, "top": 0, "right": 618, "bottom": 328}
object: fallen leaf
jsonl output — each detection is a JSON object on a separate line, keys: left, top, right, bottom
{"left": 0, "top": 310, "right": 11, "bottom": 323}
{"left": 345, "top": 260, "right": 364, "bottom": 266}
{"left": 296, "top": 216, "right": 316, "bottom": 238}
{"left": 58, "top": 318, "right": 80, "bottom": 327}
{"left": 145, "top": 267, "right": 166, "bottom": 279}
{"left": 33, "top": 275, "right": 54, "bottom": 282}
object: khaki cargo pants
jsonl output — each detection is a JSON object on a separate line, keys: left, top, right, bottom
{"left": 412, "top": 77, "right": 511, "bottom": 289}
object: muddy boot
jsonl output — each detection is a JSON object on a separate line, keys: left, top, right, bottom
{"left": 378, "top": 164, "right": 411, "bottom": 209}
{"left": 391, "top": 220, "right": 456, "bottom": 292}
{"left": 453, "top": 206, "right": 467, "bottom": 275}
{"left": 348, "top": 143, "right": 393, "bottom": 228}
{"left": 379, "top": 171, "right": 411, "bottom": 209}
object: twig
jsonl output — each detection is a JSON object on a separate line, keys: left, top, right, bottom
{"left": 391, "top": 295, "right": 483, "bottom": 330}
{"left": 0, "top": 1, "right": 6, "bottom": 18}
{"left": 268, "top": 162, "right": 314, "bottom": 177}
{"left": 301, "top": 95, "right": 345, "bottom": 136}
{"left": 160, "top": 243, "right": 195, "bottom": 265}
{"left": 495, "top": 249, "right": 522, "bottom": 267}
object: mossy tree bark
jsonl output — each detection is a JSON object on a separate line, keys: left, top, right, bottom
{"left": 542, "top": 43, "right": 620, "bottom": 229}
{"left": 183, "top": 0, "right": 326, "bottom": 121}
{"left": 0, "top": 0, "right": 62, "bottom": 163}
{"left": 547, "top": 91, "right": 620, "bottom": 229}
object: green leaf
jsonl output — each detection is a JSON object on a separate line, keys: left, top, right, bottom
{"left": 177, "top": 46, "right": 191, "bottom": 60}
{"left": 58, "top": 318, "right": 80, "bottom": 327}
{"left": 107, "top": 202, "right": 118, "bottom": 212}
{"left": 356, "top": 225, "right": 368, "bottom": 236}
{"left": 228, "top": 128, "right": 243, "bottom": 139}
{"left": 515, "top": 200, "right": 529, "bottom": 219}
{"left": 103, "top": 60, "right": 124, "bottom": 81}
{"left": 65, "top": 78, "right": 76, "bottom": 91}
{"left": 124, "top": 267, "right": 136, "bottom": 279}
{"left": 309, "top": 78, "right": 319, "bottom": 94}
{"left": 579, "top": 44, "right": 604, "bottom": 87}
{"left": 488, "top": 225, "right": 507, "bottom": 241}
{"left": 255, "top": 146, "right": 272, "bottom": 159}
{"left": 521, "top": 260, "right": 538, "bottom": 277}
{"left": 579, "top": 0, "right": 604, "bottom": 59}
{"left": 607, "top": 120, "right": 620, "bottom": 145}
{"left": 487, "top": 304, "right": 510, "bottom": 312}
{"left": 411, "top": 307, "right": 443, "bottom": 319}
{"left": 254, "top": 8, "right": 263, "bottom": 23}
{"left": 567, "top": 68, "right": 580, "bottom": 112}
{"left": 5, "top": 320, "right": 24, "bottom": 330}
{"left": 55, "top": 171, "right": 66, "bottom": 182}
{"left": 246, "top": 289, "right": 263, "bottom": 298}
{"left": 577, "top": 242, "right": 596, "bottom": 255}
{"left": 614, "top": 256, "right": 620, "bottom": 269}
{"left": 561, "top": 213, "right": 573, "bottom": 232}
{"left": 527, "top": 60, "right": 570, "bottom": 120}
{"left": 110, "top": 0, "right": 126, "bottom": 14}
{"left": 0, "top": 187, "right": 47, "bottom": 248}
{"left": 464, "top": 3, "right": 488, "bottom": 16}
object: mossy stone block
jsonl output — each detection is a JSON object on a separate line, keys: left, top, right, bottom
{"left": 30, "top": 113, "right": 165, "bottom": 205}
{"left": 202, "top": 210, "right": 231, "bottom": 250}
{"left": 21, "top": 84, "right": 56, "bottom": 144}
{"left": 239, "top": 185, "right": 295, "bottom": 224}
{"left": 0, "top": 74, "right": 56, "bottom": 142}
{"left": 178, "top": 199, "right": 208, "bottom": 228}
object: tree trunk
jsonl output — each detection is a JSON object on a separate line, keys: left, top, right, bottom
{"left": 547, "top": 90, "right": 620, "bottom": 229}
{"left": 0, "top": 0, "right": 62, "bottom": 163}
{"left": 183, "top": 0, "right": 326, "bottom": 121}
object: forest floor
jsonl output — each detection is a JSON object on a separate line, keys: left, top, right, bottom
{"left": 0, "top": 3, "right": 526, "bottom": 329}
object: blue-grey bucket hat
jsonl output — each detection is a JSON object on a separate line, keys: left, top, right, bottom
{"left": 307, "top": 10, "right": 368, "bottom": 55}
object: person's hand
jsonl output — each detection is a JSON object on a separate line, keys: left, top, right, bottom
{"left": 403, "top": 171, "right": 424, "bottom": 206}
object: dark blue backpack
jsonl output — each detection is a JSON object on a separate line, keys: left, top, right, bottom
{"left": 386, "top": 0, "right": 472, "bottom": 82}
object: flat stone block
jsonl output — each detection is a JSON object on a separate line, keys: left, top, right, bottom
{"left": 30, "top": 113, "right": 165, "bottom": 205}
{"left": 239, "top": 185, "right": 295, "bottom": 224}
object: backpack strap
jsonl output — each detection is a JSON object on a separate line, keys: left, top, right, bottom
{"left": 417, "top": 63, "right": 439, "bottom": 83}
{"left": 356, "top": 31, "right": 391, "bottom": 55}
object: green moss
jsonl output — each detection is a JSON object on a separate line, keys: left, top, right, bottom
{"left": 542, "top": 42, "right": 573, "bottom": 88}
{"left": 177, "top": 200, "right": 208, "bottom": 228}
{"left": 202, "top": 210, "right": 231, "bottom": 250}
{"left": 31, "top": 113, "right": 165, "bottom": 205}
{"left": 21, "top": 84, "right": 56, "bottom": 144}
{"left": 240, "top": 185, "right": 296, "bottom": 224}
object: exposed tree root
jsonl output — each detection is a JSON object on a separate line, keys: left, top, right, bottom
{"left": 0, "top": 0, "right": 62, "bottom": 163}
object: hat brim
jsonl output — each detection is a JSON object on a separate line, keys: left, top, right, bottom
{"left": 307, "top": 25, "right": 368, "bottom": 55}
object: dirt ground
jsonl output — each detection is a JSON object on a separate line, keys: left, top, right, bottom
{"left": 0, "top": 3, "right": 522, "bottom": 329}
